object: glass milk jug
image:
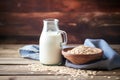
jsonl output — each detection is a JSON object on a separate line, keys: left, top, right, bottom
{"left": 39, "top": 18, "right": 67, "bottom": 65}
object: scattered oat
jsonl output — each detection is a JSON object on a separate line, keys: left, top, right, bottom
{"left": 90, "top": 76, "right": 94, "bottom": 78}
{"left": 113, "top": 72, "right": 116, "bottom": 74}
{"left": 26, "top": 63, "right": 98, "bottom": 78}
{"left": 30, "top": 72, "right": 34, "bottom": 74}
{"left": 115, "top": 77, "right": 120, "bottom": 80}
{"left": 104, "top": 76, "right": 107, "bottom": 77}
{"left": 107, "top": 76, "right": 111, "bottom": 79}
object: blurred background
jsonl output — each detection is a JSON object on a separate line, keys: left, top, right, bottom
{"left": 0, "top": 0, "right": 120, "bottom": 44}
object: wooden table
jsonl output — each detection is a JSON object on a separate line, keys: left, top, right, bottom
{"left": 0, "top": 44, "right": 120, "bottom": 80}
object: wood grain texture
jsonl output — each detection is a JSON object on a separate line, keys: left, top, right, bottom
{"left": 0, "top": 44, "right": 120, "bottom": 80}
{"left": 0, "top": 0, "right": 119, "bottom": 12}
{"left": 0, "top": 76, "right": 120, "bottom": 80}
{"left": 0, "top": 0, "right": 120, "bottom": 44}
{"left": 0, "top": 12, "right": 120, "bottom": 44}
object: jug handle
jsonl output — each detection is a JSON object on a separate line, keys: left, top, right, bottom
{"left": 58, "top": 30, "right": 67, "bottom": 46}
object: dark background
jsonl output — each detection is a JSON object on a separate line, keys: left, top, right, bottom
{"left": 0, "top": 0, "right": 120, "bottom": 44}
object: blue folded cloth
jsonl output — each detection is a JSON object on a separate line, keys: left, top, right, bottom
{"left": 19, "top": 39, "right": 120, "bottom": 70}
{"left": 65, "top": 39, "right": 120, "bottom": 70}
{"left": 19, "top": 45, "right": 39, "bottom": 60}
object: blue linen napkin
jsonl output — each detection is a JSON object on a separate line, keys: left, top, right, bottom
{"left": 65, "top": 39, "right": 120, "bottom": 70}
{"left": 19, "top": 39, "right": 120, "bottom": 70}
{"left": 19, "top": 45, "right": 39, "bottom": 60}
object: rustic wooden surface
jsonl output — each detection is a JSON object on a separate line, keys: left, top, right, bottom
{"left": 0, "top": 0, "right": 120, "bottom": 44}
{"left": 0, "top": 44, "right": 120, "bottom": 80}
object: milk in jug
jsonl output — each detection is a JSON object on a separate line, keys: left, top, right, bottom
{"left": 39, "top": 18, "right": 67, "bottom": 65}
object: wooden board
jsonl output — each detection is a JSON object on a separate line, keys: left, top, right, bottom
{"left": 0, "top": 44, "right": 120, "bottom": 80}
{"left": 0, "top": 0, "right": 119, "bottom": 12}
{"left": 0, "top": 76, "right": 119, "bottom": 80}
{"left": 0, "top": 12, "right": 120, "bottom": 44}
{"left": 0, "top": 0, "right": 120, "bottom": 44}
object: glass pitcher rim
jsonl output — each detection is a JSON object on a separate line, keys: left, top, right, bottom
{"left": 43, "top": 18, "right": 59, "bottom": 22}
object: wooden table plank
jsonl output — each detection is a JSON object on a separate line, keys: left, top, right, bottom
{"left": 0, "top": 58, "right": 39, "bottom": 64}
{"left": 0, "top": 44, "right": 23, "bottom": 58}
{"left": 0, "top": 76, "right": 120, "bottom": 80}
{"left": 0, "top": 65, "right": 120, "bottom": 76}
{"left": 0, "top": 44, "right": 120, "bottom": 57}
{"left": 0, "top": 44, "right": 120, "bottom": 80}
{"left": 0, "top": 44, "right": 119, "bottom": 64}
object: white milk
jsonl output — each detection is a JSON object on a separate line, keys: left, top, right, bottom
{"left": 39, "top": 31, "right": 62, "bottom": 65}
